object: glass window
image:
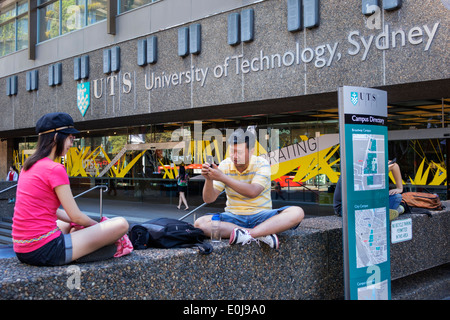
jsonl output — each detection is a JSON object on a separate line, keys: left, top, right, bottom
{"left": 87, "top": 0, "right": 107, "bottom": 25}
{"left": 119, "top": 0, "right": 157, "bottom": 14}
{"left": 62, "top": 0, "right": 86, "bottom": 35}
{"left": 38, "top": 0, "right": 60, "bottom": 42}
{"left": 17, "top": 1, "right": 28, "bottom": 15}
{"left": 13, "top": 111, "right": 448, "bottom": 215}
{"left": 0, "top": 5, "right": 16, "bottom": 24}
{"left": 0, "top": 22, "right": 15, "bottom": 56}
{"left": 16, "top": 15, "right": 28, "bottom": 50}
{"left": 37, "top": 0, "right": 107, "bottom": 42}
{"left": 0, "top": 1, "right": 28, "bottom": 56}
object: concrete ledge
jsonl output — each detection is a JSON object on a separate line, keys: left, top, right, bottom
{"left": 0, "top": 208, "right": 448, "bottom": 300}
{"left": 390, "top": 206, "right": 450, "bottom": 280}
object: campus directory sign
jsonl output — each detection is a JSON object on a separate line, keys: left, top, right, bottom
{"left": 338, "top": 86, "right": 391, "bottom": 300}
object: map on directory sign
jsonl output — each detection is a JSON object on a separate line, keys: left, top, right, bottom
{"left": 358, "top": 279, "right": 389, "bottom": 300}
{"left": 355, "top": 206, "right": 388, "bottom": 268}
{"left": 352, "top": 133, "right": 386, "bottom": 191}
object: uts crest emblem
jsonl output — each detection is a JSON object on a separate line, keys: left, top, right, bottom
{"left": 350, "top": 92, "right": 358, "bottom": 105}
{"left": 77, "top": 82, "right": 90, "bottom": 117}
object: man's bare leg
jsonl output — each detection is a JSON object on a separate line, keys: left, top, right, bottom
{"left": 194, "top": 215, "right": 239, "bottom": 238}
{"left": 248, "top": 206, "right": 304, "bottom": 238}
{"left": 194, "top": 206, "right": 304, "bottom": 239}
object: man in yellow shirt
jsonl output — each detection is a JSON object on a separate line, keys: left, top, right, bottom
{"left": 194, "top": 129, "right": 304, "bottom": 249}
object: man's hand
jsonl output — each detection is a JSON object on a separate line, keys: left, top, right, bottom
{"left": 389, "top": 188, "right": 403, "bottom": 195}
{"left": 202, "top": 163, "right": 222, "bottom": 203}
{"left": 201, "top": 163, "right": 212, "bottom": 180}
{"left": 201, "top": 163, "right": 224, "bottom": 181}
{"left": 202, "top": 161, "right": 264, "bottom": 200}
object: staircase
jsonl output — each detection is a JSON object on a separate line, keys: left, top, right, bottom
{"left": 0, "top": 217, "right": 12, "bottom": 245}
{"left": 0, "top": 182, "right": 17, "bottom": 246}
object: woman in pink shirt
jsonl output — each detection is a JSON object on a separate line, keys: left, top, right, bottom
{"left": 12, "top": 113, "right": 129, "bottom": 266}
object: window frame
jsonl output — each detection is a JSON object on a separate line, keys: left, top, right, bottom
{"left": 37, "top": 0, "right": 108, "bottom": 43}
{"left": 0, "top": 0, "right": 28, "bottom": 56}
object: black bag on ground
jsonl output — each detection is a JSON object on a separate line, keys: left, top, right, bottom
{"left": 129, "top": 218, "right": 213, "bottom": 254}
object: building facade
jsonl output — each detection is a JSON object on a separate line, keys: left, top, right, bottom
{"left": 0, "top": 0, "right": 449, "bottom": 214}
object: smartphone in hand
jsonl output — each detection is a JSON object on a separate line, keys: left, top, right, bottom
{"left": 388, "top": 158, "right": 397, "bottom": 165}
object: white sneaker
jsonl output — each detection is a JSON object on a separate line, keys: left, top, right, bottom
{"left": 229, "top": 228, "right": 254, "bottom": 246}
{"left": 256, "top": 234, "right": 279, "bottom": 249}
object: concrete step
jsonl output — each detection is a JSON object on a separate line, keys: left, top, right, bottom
{"left": 1, "top": 217, "right": 12, "bottom": 223}
{"left": 392, "top": 263, "right": 450, "bottom": 300}
{"left": 0, "top": 217, "right": 12, "bottom": 245}
{"left": 0, "top": 220, "right": 12, "bottom": 230}
{"left": 0, "top": 227, "right": 11, "bottom": 238}
{"left": 0, "top": 235, "right": 12, "bottom": 245}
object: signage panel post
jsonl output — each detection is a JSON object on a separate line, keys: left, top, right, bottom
{"left": 338, "top": 86, "right": 391, "bottom": 300}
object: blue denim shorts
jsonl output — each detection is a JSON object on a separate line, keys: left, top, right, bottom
{"left": 389, "top": 193, "right": 402, "bottom": 210}
{"left": 15, "top": 233, "right": 73, "bottom": 266}
{"left": 215, "top": 206, "right": 298, "bottom": 229}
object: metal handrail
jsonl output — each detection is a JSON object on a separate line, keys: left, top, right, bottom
{"left": 0, "top": 183, "right": 108, "bottom": 218}
{"left": 179, "top": 190, "right": 225, "bottom": 221}
{"left": 0, "top": 184, "right": 17, "bottom": 195}
{"left": 0, "top": 184, "right": 108, "bottom": 198}
{"left": 73, "top": 184, "right": 109, "bottom": 219}
{"left": 73, "top": 184, "right": 108, "bottom": 199}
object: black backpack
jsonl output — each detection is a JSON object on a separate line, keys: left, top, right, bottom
{"left": 129, "top": 218, "right": 213, "bottom": 255}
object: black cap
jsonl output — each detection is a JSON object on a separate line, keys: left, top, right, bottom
{"left": 36, "top": 112, "right": 80, "bottom": 136}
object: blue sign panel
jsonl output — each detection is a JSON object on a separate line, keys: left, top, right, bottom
{"left": 178, "top": 27, "right": 189, "bottom": 57}
{"left": 227, "top": 12, "right": 240, "bottom": 45}
{"left": 338, "top": 86, "right": 391, "bottom": 300}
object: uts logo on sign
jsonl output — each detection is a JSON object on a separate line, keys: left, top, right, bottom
{"left": 351, "top": 92, "right": 359, "bottom": 105}
{"left": 77, "top": 82, "right": 90, "bottom": 117}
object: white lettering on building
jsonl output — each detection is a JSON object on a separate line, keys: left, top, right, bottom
{"left": 91, "top": 22, "right": 440, "bottom": 98}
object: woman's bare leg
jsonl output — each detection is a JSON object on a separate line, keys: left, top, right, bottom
{"left": 67, "top": 217, "right": 129, "bottom": 261}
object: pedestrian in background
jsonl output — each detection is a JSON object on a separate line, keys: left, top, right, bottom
{"left": 177, "top": 165, "right": 189, "bottom": 211}
{"left": 6, "top": 165, "right": 19, "bottom": 203}
{"left": 6, "top": 165, "right": 18, "bottom": 182}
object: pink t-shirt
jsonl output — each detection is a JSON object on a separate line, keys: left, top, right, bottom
{"left": 12, "top": 157, "right": 70, "bottom": 253}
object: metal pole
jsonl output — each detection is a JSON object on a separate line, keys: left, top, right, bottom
{"left": 178, "top": 201, "right": 209, "bottom": 221}
{"left": 99, "top": 187, "right": 103, "bottom": 219}
{"left": 73, "top": 184, "right": 108, "bottom": 220}
{"left": 179, "top": 190, "right": 225, "bottom": 221}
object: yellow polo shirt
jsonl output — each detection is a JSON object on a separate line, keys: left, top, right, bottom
{"left": 213, "top": 155, "right": 272, "bottom": 215}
